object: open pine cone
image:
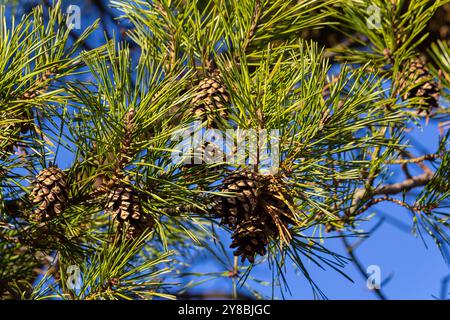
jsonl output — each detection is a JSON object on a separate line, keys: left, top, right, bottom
{"left": 29, "top": 166, "right": 68, "bottom": 221}
{"left": 106, "top": 180, "right": 155, "bottom": 240}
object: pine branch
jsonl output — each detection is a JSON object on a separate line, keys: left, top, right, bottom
{"left": 2, "top": 0, "right": 449, "bottom": 300}
{"left": 350, "top": 171, "right": 434, "bottom": 216}
{"left": 375, "top": 172, "right": 434, "bottom": 195}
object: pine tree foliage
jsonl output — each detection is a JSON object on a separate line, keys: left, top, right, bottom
{"left": 0, "top": 0, "right": 449, "bottom": 299}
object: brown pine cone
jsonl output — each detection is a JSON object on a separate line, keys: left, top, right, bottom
{"left": 29, "top": 166, "right": 68, "bottom": 221}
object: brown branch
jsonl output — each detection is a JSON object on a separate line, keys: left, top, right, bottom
{"left": 401, "top": 162, "right": 413, "bottom": 179}
{"left": 374, "top": 172, "right": 433, "bottom": 195}
{"left": 232, "top": 256, "right": 239, "bottom": 299}
{"left": 354, "top": 196, "right": 430, "bottom": 216}
{"left": 354, "top": 197, "right": 387, "bottom": 216}
{"left": 402, "top": 150, "right": 434, "bottom": 175}
{"left": 348, "top": 171, "right": 434, "bottom": 218}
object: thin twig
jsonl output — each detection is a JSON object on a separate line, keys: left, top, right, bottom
{"left": 340, "top": 233, "right": 387, "bottom": 300}
{"left": 354, "top": 195, "right": 432, "bottom": 216}
{"left": 387, "top": 153, "right": 441, "bottom": 164}
{"left": 349, "top": 171, "right": 434, "bottom": 217}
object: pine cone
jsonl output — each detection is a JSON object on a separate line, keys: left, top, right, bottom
{"left": 216, "top": 170, "right": 295, "bottom": 263}
{"left": 182, "top": 141, "right": 223, "bottom": 169}
{"left": 107, "top": 184, "right": 141, "bottom": 222}
{"left": 400, "top": 58, "right": 440, "bottom": 113}
{"left": 119, "top": 214, "right": 155, "bottom": 240}
{"left": 218, "top": 171, "right": 262, "bottom": 228}
{"left": 230, "top": 215, "right": 276, "bottom": 263}
{"left": 107, "top": 182, "right": 155, "bottom": 240}
{"left": 191, "top": 72, "right": 230, "bottom": 128}
{"left": 29, "top": 166, "right": 68, "bottom": 221}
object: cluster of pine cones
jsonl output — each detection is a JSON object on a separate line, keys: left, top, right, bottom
{"left": 28, "top": 166, "right": 154, "bottom": 240}
{"left": 215, "top": 170, "right": 295, "bottom": 263}
{"left": 179, "top": 69, "right": 229, "bottom": 168}
{"left": 25, "top": 61, "right": 442, "bottom": 261}
{"left": 28, "top": 106, "right": 155, "bottom": 242}
{"left": 190, "top": 66, "right": 293, "bottom": 262}
{"left": 26, "top": 69, "right": 291, "bottom": 259}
